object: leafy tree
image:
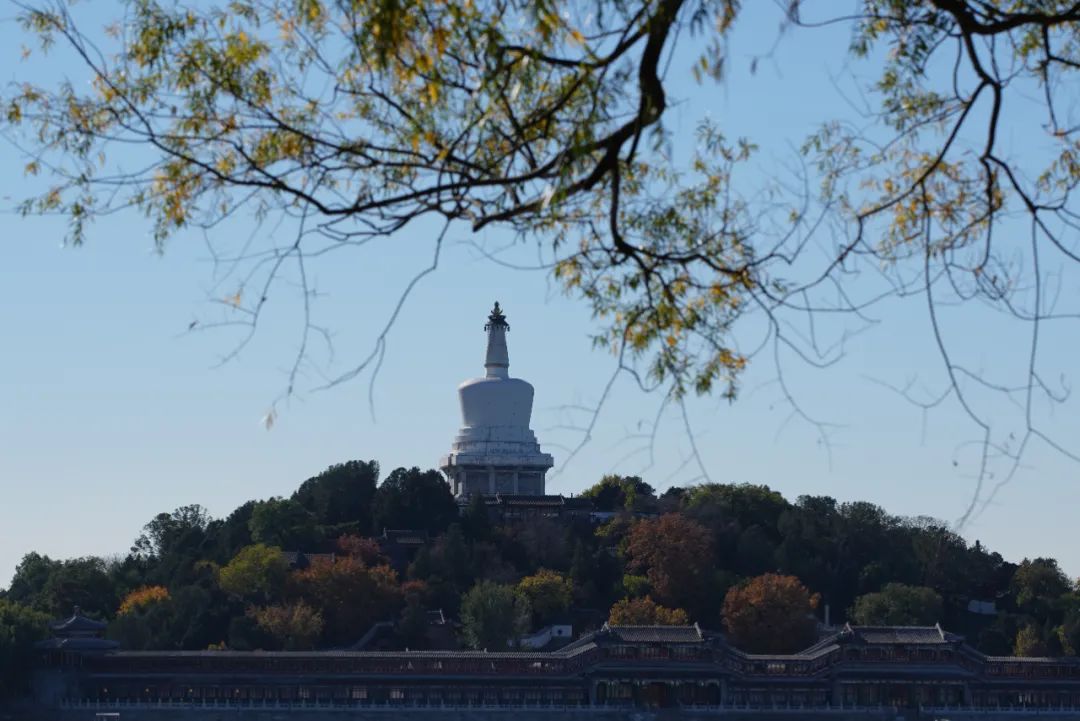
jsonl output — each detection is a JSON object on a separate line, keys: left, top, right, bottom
{"left": 624, "top": 513, "right": 713, "bottom": 614}
{"left": 461, "top": 493, "right": 493, "bottom": 542}
{"left": 4, "top": 552, "right": 58, "bottom": 610}
{"left": 608, "top": 596, "right": 690, "bottom": 626}
{"left": 517, "top": 569, "right": 573, "bottom": 626}
{"left": 336, "top": 535, "right": 390, "bottom": 566}
{"left": 1011, "top": 558, "right": 1071, "bottom": 618}
{"left": 293, "top": 460, "right": 380, "bottom": 530}
{"left": 118, "top": 586, "right": 170, "bottom": 616}
{"left": 373, "top": 468, "right": 458, "bottom": 536}
{"left": 111, "top": 587, "right": 175, "bottom": 650}
{"left": 722, "top": 573, "right": 820, "bottom": 654}
{"left": 582, "top": 475, "right": 656, "bottom": 513}
{"left": 775, "top": 496, "right": 842, "bottom": 604}
{"left": 507, "top": 518, "right": 570, "bottom": 572}
{"left": 216, "top": 544, "right": 288, "bottom": 602}
{"left": 132, "top": 505, "right": 212, "bottom": 560}
{"left": 39, "top": 557, "right": 117, "bottom": 619}
{"left": 207, "top": 501, "right": 257, "bottom": 559}
{"left": 569, "top": 541, "right": 593, "bottom": 588}
{"left": 1014, "top": 624, "right": 1048, "bottom": 657}
{"left": 226, "top": 613, "right": 274, "bottom": 651}
{"left": 248, "top": 602, "right": 324, "bottom": 651}
{"left": 168, "top": 584, "right": 232, "bottom": 651}
{"left": 735, "top": 525, "right": 777, "bottom": 577}
{"left": 0, "top": 600, "right": 50, "bottom": 698}
{"left": 6, "top": 553, "right": 117, "bottom": 618}
{"left": 289, "top": 557, "right": 403, "bottom": 643}
{"left": 398, "top": 581, "right": 430, "bottom": 646}
{"left": 432, "top": 524, "right": 471, "bottom": 587}
{"left": 622, "top": 574, "right": 651, "bottom": 599}
{"left": 851, "top": 583, "right": 943, "bottom": 626}
{"left": 459, "top": 581, "right": 531, "bottom": 650}
{"left": 248, "top": 498, "right": 322, "bottom": 550}
{"left": 132, "top": 505, "right": 211, "bottom": 558}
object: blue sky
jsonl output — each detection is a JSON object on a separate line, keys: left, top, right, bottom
{"left": 2, "top": 2, "right": 1079, "bottom": 590}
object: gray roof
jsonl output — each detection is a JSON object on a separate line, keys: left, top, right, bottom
{"left": 37, "top": 637, "right": 119, "bottom": 651}
{"left": 50, "top": 607, "right": 107, "bottom": 634}
{"left": 110, "top": 648, "right": 564, "bottom": 660}
{"left": 495, "top": 494, "right": 565, "bottom": 507}
{"left": 844, "top": 624, "right": 959, "bottom": 645}
{"left": 281, "top": 551, "right": 336, "bottom": 568}
{"left": 602, "top": 624, "right": 704, "bottom": 644}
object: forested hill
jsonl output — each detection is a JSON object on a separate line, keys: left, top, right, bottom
{"left": 2, "top": 461, "right": 1078, "bottom": 696}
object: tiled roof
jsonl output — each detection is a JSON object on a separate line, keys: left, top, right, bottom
{"left": 495, "top": 494, "right": 565, "bottom": 506}
{"left": 845, "top": 624, "right": 959, "bottom": 645}
{"left": 602, "top": 624, "right": 704, "bottom": 644}
{"left": 281, "top": 551, "right": 336, "bottom": 568}
{"left": 112, "top": 648, "right": 562, "bottom": 660}
{"left": 50, "top": 608, "right": 107, "bottom": 633}
{"left": 985, "top": 655, "right": 1080, "bottom": 664}
{"left": 382, "top": 529, "right": 430, "bottom": 541}
{"left": 37, "top": 637, "right": 119, "bottom": 651}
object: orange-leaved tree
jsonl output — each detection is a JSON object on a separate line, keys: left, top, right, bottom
{"left": 608, "top": 596, "right": 689, "bottom": 626}
{"left": 624, "top": 513, "right": 713, "bottom": 615}
{"left": 289, "top": 557, "right": 402, "bottom": 643}
{"left": 118, "top": 586, "right": 170, "bottom": 616}
{"left": 722, "top": 573, "right": 820, "bottom": 653}
{"left": 336, "top": 535, "right": 390, "bottom": 567}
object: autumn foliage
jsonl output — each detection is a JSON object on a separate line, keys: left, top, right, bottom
{"left": 608, "top": 596, "right": 690, "bottom": 626}
{"left": 625, "top": 514, "right": 714, "bottom": 614}
{"left": 248, "top": 601, "right": 323, "bottom": 651}
{"left": 517, "top": 569, "right": 573, "bottom": 626}
{"left": 288, "top": 557, "right": 401, "bottom": 643}
{"left": 722, "top": 573, "right": 820, "bottom": 654}
{"left": 118, "top": 586, "right": 170, "bottom": 616}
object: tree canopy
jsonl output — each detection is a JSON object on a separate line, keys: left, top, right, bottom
{"left": 459, "top": 580, "right": 531, "bottom": 650}
{"left": 850, "top": 583, "right": 944, "bottom": 627}
{"left": 722, "top": 573, "right": 820, "bottom": 654}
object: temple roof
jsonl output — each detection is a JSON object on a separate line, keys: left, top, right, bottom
{"left": 842, "top": 624, "right": 959, "bottom": 645}
{"left": 381, "top": 529, "right": 429, "bottom": 545}
{"left": 494, "top": 493, "right": 565, "bottom": 507}
{"left": 281, "top": 551, "right": 336, "bottom": 568}
{"left": 50, "top": 607, "right": 108, "bottom": 634}
{"left": 37, "top": 637, "right": 119, "bottom": 651}
{"left": 602, "top": 624, "right": 704, "bottom": 644}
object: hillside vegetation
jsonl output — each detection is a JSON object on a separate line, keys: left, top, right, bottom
{"left": 2, "top": 461, "right": 1078, "bottom": 696}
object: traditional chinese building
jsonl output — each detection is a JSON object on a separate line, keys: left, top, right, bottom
{"left": 33, "top": 617, "right": 1080, "bottom": 716}
{"left": 440, "top": 303, "right": 554, "bottom": 499}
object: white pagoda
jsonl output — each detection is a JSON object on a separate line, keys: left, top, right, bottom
{"left": 440, "top": 302, "right": 554, "bottom": 498}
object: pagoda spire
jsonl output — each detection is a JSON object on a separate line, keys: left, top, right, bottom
{"left": 484, "top": 301, "right": 510, "bottom": 378}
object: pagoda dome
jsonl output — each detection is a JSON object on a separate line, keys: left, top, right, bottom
{"left": 456, "top": 301, "right": 536, "bottom": 437}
